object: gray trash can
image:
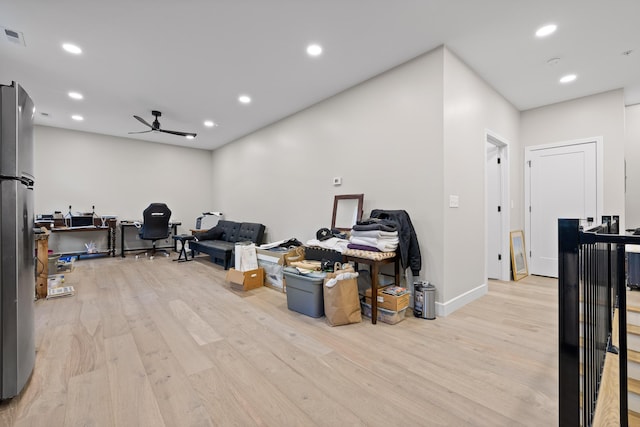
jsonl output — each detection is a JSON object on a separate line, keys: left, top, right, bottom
{"left": 413, "top": 281, "right": 435, "bottom": 320}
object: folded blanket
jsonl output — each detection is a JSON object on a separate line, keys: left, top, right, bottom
{"left": 350, "top": 237, "right": 398, "bottom": 252}
{"left": 350, "top": 229, "right": 398, "bottom": 239}
{"left": 350, "top": 235, "right": 399, "bottom": 245}
{"left": 347, "top": 243, "right": 381, "bottom": 252}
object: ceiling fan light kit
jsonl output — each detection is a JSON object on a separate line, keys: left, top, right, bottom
{"left": 129, "top": 110, "right": 197, "bottom": 139}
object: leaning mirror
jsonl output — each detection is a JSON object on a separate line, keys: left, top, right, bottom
{"left": 331, "top": 194, "right": 364, "bottom": 231}
{"left": 510, "top": 230, "right": 528, "bottom": 281}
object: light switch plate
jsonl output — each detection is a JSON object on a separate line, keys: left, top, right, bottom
{"left": 333, "top": 176, "right": 342, "bottom": 186}
{"left": 449, "top": 195, "right": 459, "bottom": 208}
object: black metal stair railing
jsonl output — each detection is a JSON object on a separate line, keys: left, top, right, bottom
{"left": 558, "top": 216, "right": 635, "bottom": 426}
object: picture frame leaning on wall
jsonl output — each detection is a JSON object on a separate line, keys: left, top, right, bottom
{"left": 510, "top": 230, "right": 528, "bottom": 281}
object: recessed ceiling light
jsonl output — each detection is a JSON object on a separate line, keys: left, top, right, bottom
{"left": 68, "top": 91, "right": 83, "bottom": 100}
{"left": 238, "top": 95, "right": 251, "bottom": 104}
{"left": 559, "top": 74, "right": 577, "bottom": 84}
{"left": 204, "top": 120, "right": 216, "bottom": 127}
{"left": 536, "top": 24, "right": 557, "bottom": 38}
{"left": 71, "top": 114, "right": 84, "bottom": 121}
{"left": 306, "top": 44, "right": 323, "bottom": 56}
{"left": 186, "top": 135, "right": 195, "bottom": 140}
{"left": 62, "top": 43, "right": 82, "bottom": 54}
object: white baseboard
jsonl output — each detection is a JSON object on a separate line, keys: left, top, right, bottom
{"left": 435, "top": 283, "right": 488, "bottom": 317}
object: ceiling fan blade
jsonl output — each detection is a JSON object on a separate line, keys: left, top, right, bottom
{"left": 127, "top": 130, "right": 153, "bottom": 134}
{"left": 133, "top": 115, "right": 153, "bottom": 128}
{"left": 159, "top": 129, "right": 197, "bottom": 138}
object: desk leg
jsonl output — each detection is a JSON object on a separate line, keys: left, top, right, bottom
{"left": 371, "top": 262, "right": 379, "bottom": 325}
{"left": 120, "top": 224, "right": 126, "bottom": 258}
{"left": 172, "top": 225, "right": 178, "bottom": 252}
{"left": 107, "top": 227, "right": 112, "bottom": 257}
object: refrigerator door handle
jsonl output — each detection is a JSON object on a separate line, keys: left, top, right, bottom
{"left": 20, "top": 176, "right": 34, "bottom": 187}
{"left": 0, "top": 175, "right": 33, "bottom": 188}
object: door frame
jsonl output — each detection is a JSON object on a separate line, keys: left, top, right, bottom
{"left": 485, "top": 129, "right": 510, "bottom": 281}
{"left": 524, "top": 137, "right": 603, "bottom": 275}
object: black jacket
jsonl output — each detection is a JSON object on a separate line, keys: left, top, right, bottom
{"left": 370, "top": 209, "right": 422, "bottom": 276}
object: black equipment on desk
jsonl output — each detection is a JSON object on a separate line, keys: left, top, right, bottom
{"left": 70, "top": 215, "right": 94, "bottom": 227}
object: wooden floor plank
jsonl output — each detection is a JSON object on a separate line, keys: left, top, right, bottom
{"left": 0, "top": 257, "right": 559, "bottom": 426}
{"left": 104, "top": 333, "right": 165, "bottom": 426}
{"left": 63, "top": 367, "right": 114, "bottom": 427}
{"left": 168, "top": 299, "right": 223, "bottom": 346}
{"left": 127, "top": 308, "right": 215, "bottom": 427}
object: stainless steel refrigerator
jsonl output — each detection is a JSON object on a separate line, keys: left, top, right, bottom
{"left": 0, "top": 81, "right": 36, "bottom": 399}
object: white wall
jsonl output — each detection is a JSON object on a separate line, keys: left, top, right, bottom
{"left": 211, "top": 47, "right": 445, "bottom": 288}
{"left": 626, "top": 104, "right": 640, "bottom": 227}
{"left": 34, "top": 126, "right": 213, "bottom": 234}
{"left": 210, "top": 46, "right": 521, "bottom": 315}
{"left": 441, "top": 48, "right": 520, "bottom": 307}
{"left": 520, "top": 89, "right": 626, "bottom": 226}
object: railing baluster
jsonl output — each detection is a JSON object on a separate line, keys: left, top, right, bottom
{"left": 558, "top": 218, "right": 631, "bottom": 426}
{"left": 559, "top": 219, "right": 581, "bottom": 427}
{"left": 618, "top": 243, "right": 628, "bottom": 427}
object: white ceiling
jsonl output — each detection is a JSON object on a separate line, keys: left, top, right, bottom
{"left": 1, "top": 0, "right": 639, "bottom": 150}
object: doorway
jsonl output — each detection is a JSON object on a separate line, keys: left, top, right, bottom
{"left": 485, "top": 131, "right": 510, "bottom": 281}
{"left": 525, "top": 138, "right": 602, "bottom": 277}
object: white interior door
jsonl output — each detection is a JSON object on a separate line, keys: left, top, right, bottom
{"left": 526, "top": 140, "right": 598, "bottom": 277}
{"left": 486, "top": 143, "right": 502, "bottom": 279}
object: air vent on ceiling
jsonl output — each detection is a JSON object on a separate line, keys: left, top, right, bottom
{"left": 1, "top": 27, "right": 26, "bottom": 46}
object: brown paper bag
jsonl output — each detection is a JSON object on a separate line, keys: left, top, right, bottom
{"left": 323, "top": 264, "right": 362, "bottom": 326}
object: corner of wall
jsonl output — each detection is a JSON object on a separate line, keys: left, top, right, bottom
{"left": 435, "top": 282, "right": 488, "bottom": 317}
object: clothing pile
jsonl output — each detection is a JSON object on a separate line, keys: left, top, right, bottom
{"left": 306, "top": 228, "right": 350, "bottom": 253}
{"left": 348, "top": 219, "right": 399, "bottom": 253}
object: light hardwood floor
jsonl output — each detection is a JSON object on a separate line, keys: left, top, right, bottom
{"left": 0, "top": 256, "right": 558, "bottom": 426}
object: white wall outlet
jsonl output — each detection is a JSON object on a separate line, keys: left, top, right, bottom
{"left": 333, "top": 176, "right": 342, "bottom": 186}
{"left": 449, "top": 195, "right": 459, "bottom": 208}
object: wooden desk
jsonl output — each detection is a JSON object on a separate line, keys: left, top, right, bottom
{"left": 343, "top": 254, "right": 400, "bottom": 324}
{"left": 41, "top": 218, "right": 117, "bottom": 258}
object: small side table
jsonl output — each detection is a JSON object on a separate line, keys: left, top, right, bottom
{"left": 343, "top": 254, "right": 400, "bottom": 324}
{"left": 172, "top": 234, "right": 196, "bottom": 262}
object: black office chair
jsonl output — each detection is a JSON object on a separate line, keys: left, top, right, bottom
{"left": 135, "top": 203, "right": 172, "bottom": 260}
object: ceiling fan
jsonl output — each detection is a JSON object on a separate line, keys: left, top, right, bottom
{"left": 129, "top": 110, "right": 197, "bottom": 138}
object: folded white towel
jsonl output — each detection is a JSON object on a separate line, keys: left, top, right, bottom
{"left": 350, "top": 230, "right": 398, "bottom": 239}
{"left": 350, "top": 235, "right": 399, "bottom": 245}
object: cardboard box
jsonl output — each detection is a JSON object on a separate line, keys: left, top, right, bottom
{"left": 225, "top": 268, "right": 264, "bottom": 291}
{"left": 364, "top": 286, "right": 410, "bottom": 312}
